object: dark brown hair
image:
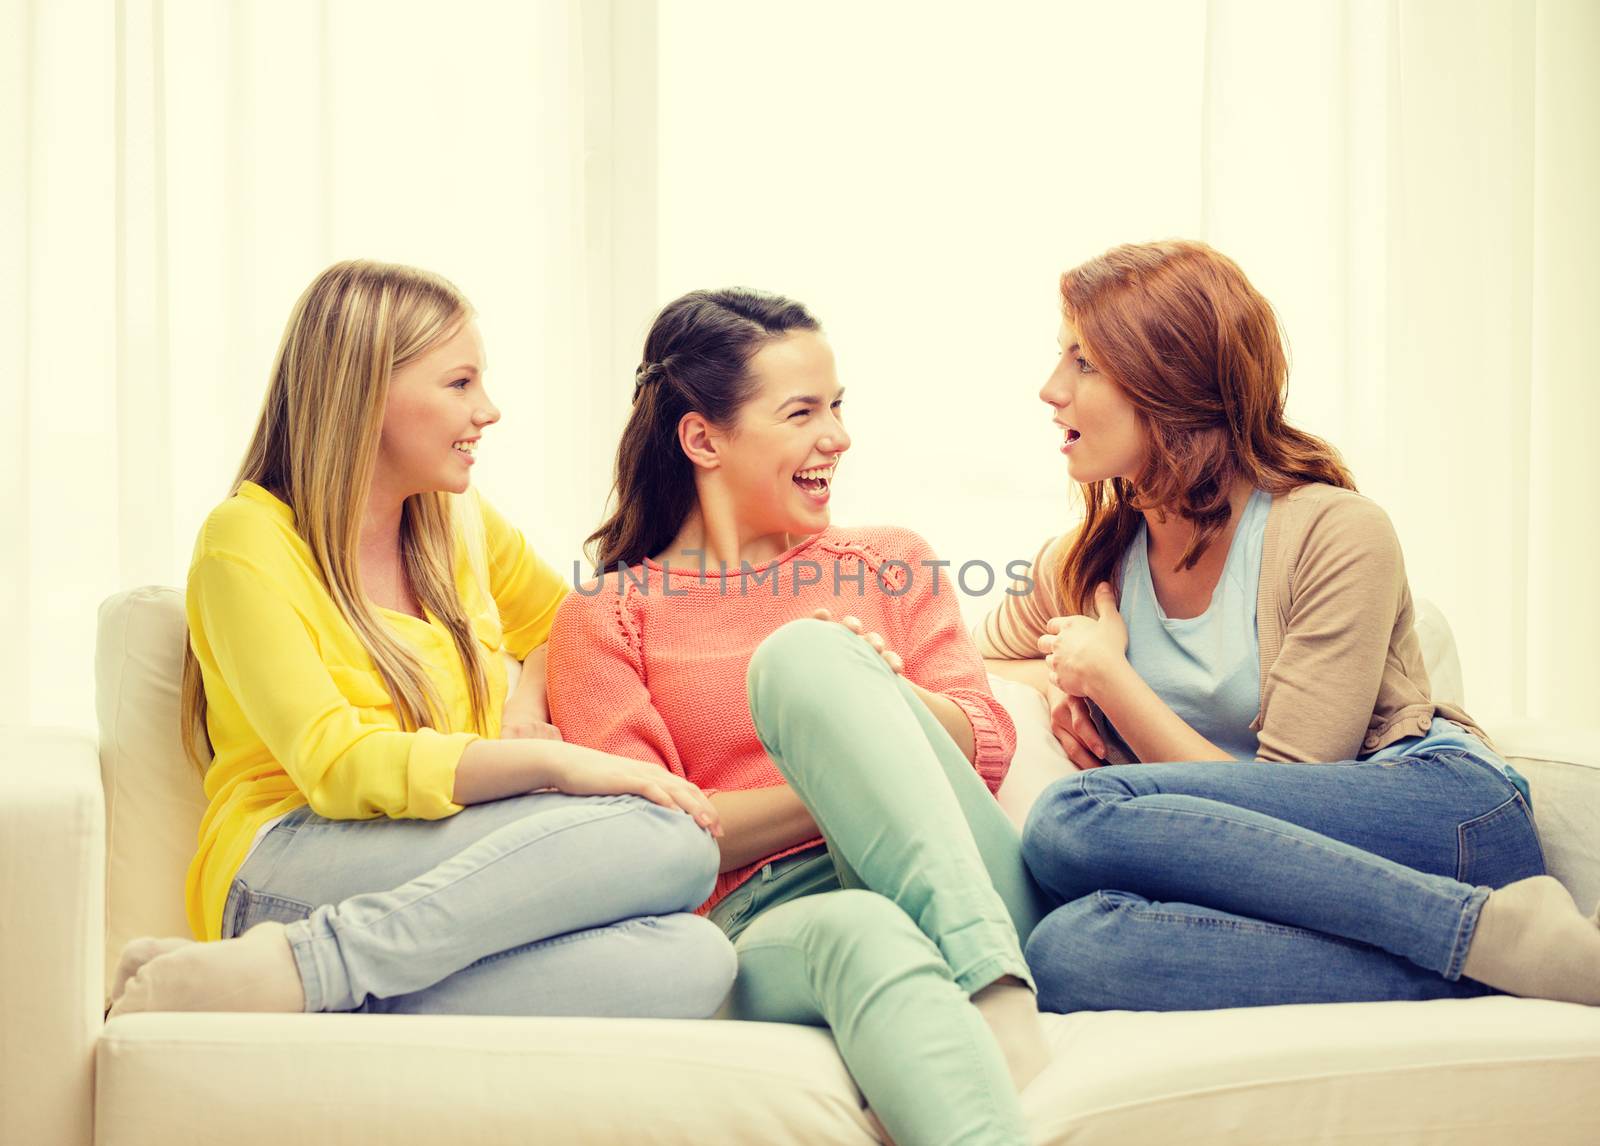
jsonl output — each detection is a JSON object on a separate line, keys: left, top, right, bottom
{"left": 1056, "top": 240, "right": 1356, "bottom": 614}
{"left": 586, "top": 288, "right": 821, "bottom": 571}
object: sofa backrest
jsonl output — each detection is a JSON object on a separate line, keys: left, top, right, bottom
{"left": 92, "top": 586, "right": 1472, "bottom": 1004}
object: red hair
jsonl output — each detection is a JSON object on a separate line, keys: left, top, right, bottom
{"left": 1055, "top": 240, "right": 1355, "bottom": 614}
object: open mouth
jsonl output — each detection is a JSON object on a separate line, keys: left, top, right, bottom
{"left": 1061, "top": 427, "right": 1082, "bottom": 453}
{"left": 453, "top": 439, "right": 478, "bottom": 458}
{"left": 793, "top": 462, "right": 835, "bottom": 500}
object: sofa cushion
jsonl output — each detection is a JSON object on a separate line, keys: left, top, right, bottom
{"left": 97, "top": 999, "right": 1600, "bottom": 1145}
{"left": 95, "top": 588, "right": 209, "bottom": 1001}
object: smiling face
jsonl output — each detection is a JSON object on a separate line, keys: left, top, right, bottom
{"left": 709, "top": 330, "right": 850, "bottom": 538}
{"left": 1040, "top": 317, "right": 1147, "bottom": 485}
{"left": 376, "top": 317, "right": 499, "bottom": 498}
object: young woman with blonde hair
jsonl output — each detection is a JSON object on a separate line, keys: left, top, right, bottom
{"left": 981, "top": 239, "right": 1600, "bottom": 1011}
{"left": 108, "top": 259, "right": 735, "bottom": 1019}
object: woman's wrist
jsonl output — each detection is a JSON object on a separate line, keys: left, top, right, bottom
{"left": 453, "top": 736, "right": 568, "bottom": 804}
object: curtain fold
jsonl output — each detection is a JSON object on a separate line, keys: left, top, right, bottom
{"left": 1204, "top": 0, "right": 1599, "bottom": 727}
{"left": 5, "top": 0, "right": 630, "bottom": 729}
{"left": 6, "top": 0, "right": 1595, "bottom": 735}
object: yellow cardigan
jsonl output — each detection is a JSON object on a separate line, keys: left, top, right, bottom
{"left": 183, "top": 481, "right": 568, "bottom": 940}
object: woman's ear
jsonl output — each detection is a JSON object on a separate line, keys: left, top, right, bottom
{"left": 677, "top": 411, "right": 721, "bottom": 471}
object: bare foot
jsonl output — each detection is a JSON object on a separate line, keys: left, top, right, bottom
{"left": 108, "top": 922, "right": 307, "bottom": 1017}
{"left": 972, "top": 975, "right": 1051, "bottom": 1092}
{"left": 1461, "top": 876, "right": 1600, "bottom": 1005}
{"left": 108, "top": 936, "right": 195, "bottom": 1009}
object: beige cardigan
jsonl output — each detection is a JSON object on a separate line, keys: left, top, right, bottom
{"left": 977, "top": 483, "right": 1488, "bottom": 765}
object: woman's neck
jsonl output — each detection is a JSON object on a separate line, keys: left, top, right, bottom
{"left": 655, "top": 503, "right": 804, "bottom": 571}
{"left": 1142, "top": 478, "right": 1257, "bottom": 565}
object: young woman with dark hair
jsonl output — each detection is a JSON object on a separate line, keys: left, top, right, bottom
{"left": 979, "top": 239, "right": 1600, "bottom": 1012}
{"left": 549, "top": 288, "right": 1051, "bottom": 1145}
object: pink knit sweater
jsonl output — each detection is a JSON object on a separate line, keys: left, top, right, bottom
{"left": 546, "top": 525, "right": 1017, "bottom": 911}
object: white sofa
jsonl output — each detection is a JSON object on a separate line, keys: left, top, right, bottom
{"left": 4, "top": 587, "right": 1600, "bottom": 1145}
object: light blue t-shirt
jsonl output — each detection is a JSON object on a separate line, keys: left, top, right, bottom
{"left": 1115, "top": 489, "right": 1527, "bottom": 799}
{"left": 1117, "top": 488, "right": 1272, "bottom": 762}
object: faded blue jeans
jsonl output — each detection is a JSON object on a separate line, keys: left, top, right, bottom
{"left": 225, "top": 791, "right": 736, "bottom": 1017}
{"left": 1020, "top": 748, "right": 1546, "bottom": 1011}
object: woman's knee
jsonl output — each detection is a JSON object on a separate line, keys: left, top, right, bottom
{"left": 607, "top": 798, "right": 721, "bottom": 915}
{"left": 1024, "top": 893, "right": 1139, "bottom": 1013}
{"left": 1020, "top": 770, "right": 1133, "bottom": 897}
{"left": 746, "top": 618, "right": 871, "bottom": 734}
{"left": 653, "top": 803, "right": 722, "bottom": 911}
{"left": 648, "top": 913, "right": 738, "bottom": 1019}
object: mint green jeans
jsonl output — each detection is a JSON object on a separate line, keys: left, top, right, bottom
{"left": 714, "top": 619, "right": 1048, "bottom": 1145}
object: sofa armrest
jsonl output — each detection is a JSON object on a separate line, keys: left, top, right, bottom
{"left": 0, "top": 727, "right": 103, "bottom": 1146}
{"left": 1491, "top": 719, "right": 1600, "bottom": 916}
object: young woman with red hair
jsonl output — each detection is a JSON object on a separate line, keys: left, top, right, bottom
{"left": 981, "top": 240, "right": 1600, "bottom": 1011}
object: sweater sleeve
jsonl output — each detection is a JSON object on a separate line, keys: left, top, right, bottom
{"left": 546, "top": 588, "right": 687, "bottom": 778}
{"left": 892, "top": 533, "right": 1017, "bottom": 792}
{"left": 188, "top": 553, "right": 470, "bottom": 820}
{"left": 973, "top": 532, "right": 1068, "bottom": 660}
{"left": 479, "top": 495, "right": 569, "bottom": 659}
{"left": 1253, "top": 497, "right": 1406, "bottom": 764}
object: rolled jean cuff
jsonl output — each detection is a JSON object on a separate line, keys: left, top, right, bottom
{"left": 284, "top": 918, "right": 327, "bottom": 1013}
{"left": 1442, "top": 884, "right": 1493, "bottom": 982}
{"left": 947, "top": 947, "right": 1036, "bottom": 998}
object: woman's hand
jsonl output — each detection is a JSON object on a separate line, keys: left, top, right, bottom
{"left": 1037, "top": 582, "right": 1128, "bottom": 699}
{"left": 1046, "top": 682, "right": 1107, "bottom": 770}
{"left": 544, "top": 742, "right": 723, "bottom": 837}
{"left": 810, "top": 608, "right": 904, "bottom": 674}
{"left": 499, "top": 698, "right": 563, "bottom": 743}
{"left": 500, "top": 646, "right": 563, "bottom": 741}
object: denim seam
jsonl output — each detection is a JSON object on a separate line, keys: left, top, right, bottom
{"left": 319, "top": 801, "right": 647, "bottom": 944}
{"left": 467, "top": 915, "right": 664, "bottom": 970}
{"left": 1455, "top": 794, "right": 1526, "bottom": 883}
{"left": 285, "top": 925, "right": 324, "bottom": 1013}
{"left": 1106, "top": 899, "right": 1334, "bottom": 943}
{"left": 1443, "top": 885, "right": 1489, "bottom": 981}
{"left": 1079, "top": 786, "right": 1459, "bottom": 902}
{"left": 298, "top": 800, "right": 656, "bottom": 1011}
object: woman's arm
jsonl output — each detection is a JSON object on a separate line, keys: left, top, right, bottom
{"left": 974, "top": 533, "right": 1069, "bottom": 660}
{"left": 452, "top": 736, "right": 718, "bottom": 829}
{"left": 192, "top": 552, "right": 715, "bottom": 825}
{"left": 500, "top": 644, "right": 558, "bottom": 738}
{"left": 887, "top": 532, "right": 1017, "bottom": 786}
{"left": 906, "top": 682, "right": 977, "bottom": 762}
{"left": 1043, "top": 582, "right": 1233, "bottom": 764}
{"left": 983, "top": 657, "right": 1050, "bottom": 694}
{"left": 706, "top": 786, "right": 819, "bottom": 872}
{"left": 477, "top": 493, "right": 570, "bottom": 658}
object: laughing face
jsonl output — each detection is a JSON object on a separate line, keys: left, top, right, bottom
{"left": 714, "top": 329, "right": 850, "bottom": 538}
{"left": 1040, "top": 317, "right": 1146, "bottom": 485}
{"left": 376, "top": 317, "right": 500, "bottom": 499}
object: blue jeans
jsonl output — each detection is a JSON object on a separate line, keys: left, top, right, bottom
{"left": 225, "top": 791, "right": 735, "bottom": 1017}
{"left": 1020, "top": 749, "right": 1546, "bottom": 1012}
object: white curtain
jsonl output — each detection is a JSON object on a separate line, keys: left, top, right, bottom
{"left": 3, "top": 0, "right": 650, "bottom": 730}
{"left": 653, "top": 0, "right": 1600, "bottom": 733}
{"left": 8, "top": 0, "right": 1597, "bottom": 736}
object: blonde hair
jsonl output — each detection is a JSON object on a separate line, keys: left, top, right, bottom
{"left": 180, "top": 259, "right": 494, "bottom": 769}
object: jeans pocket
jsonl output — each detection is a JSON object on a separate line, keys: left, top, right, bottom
{"left": 709, "top": 884, "right": 757, "bottom": 941}
{"left": 1457, "top": 794, "right": 1546, "bottom": 886}
{"left": 223, "top": 881, "right": 315, "bottom": 937}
